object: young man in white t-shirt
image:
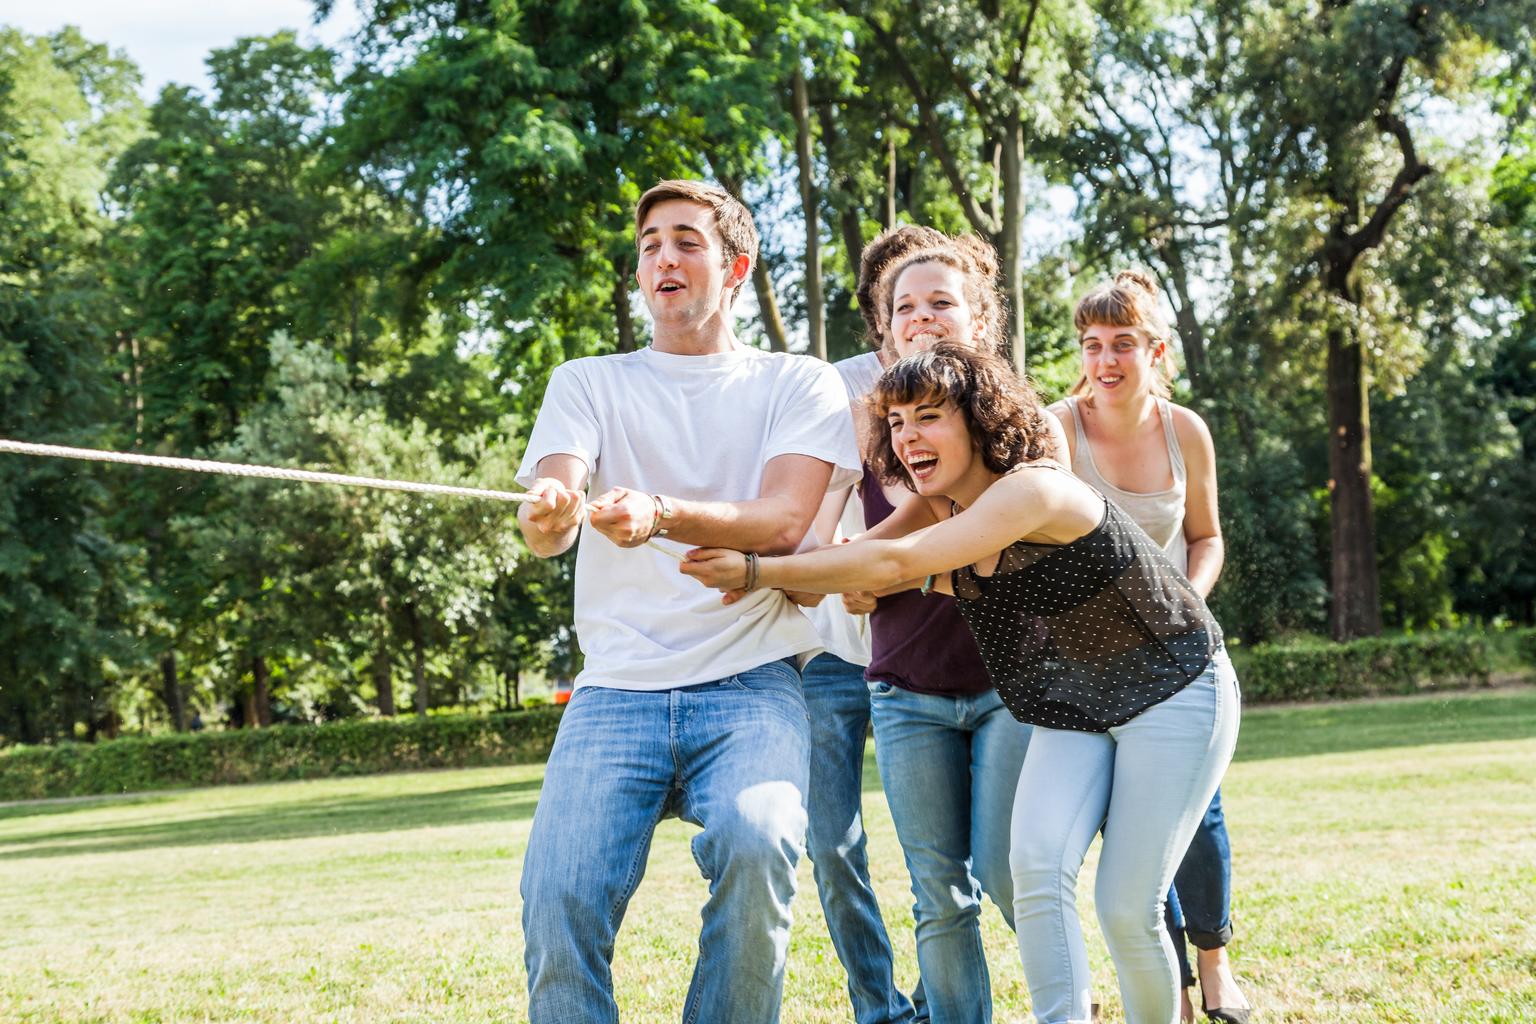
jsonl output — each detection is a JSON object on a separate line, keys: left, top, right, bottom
{"left": 514, "top": 180, "right": 860, "bottom": 1024}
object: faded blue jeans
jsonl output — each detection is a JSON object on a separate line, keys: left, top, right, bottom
{"left": 803, "top": 654, "right": 915, "bottom": 1024}
{"left": 521, "top": 658, "right": 811, "bottom": 1024}
{"left": 1008, "top": 651, "right": 1240, "bottom": 1024}
{"left": 869, "top": 681, "right": 1032, "bottom": 1024}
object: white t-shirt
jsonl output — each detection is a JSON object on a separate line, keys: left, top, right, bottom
{"left": 517, "top": 344, "right": 862, "bottom": 691}
{"left": 803, "top": 351, "right": 885, "bottom": 667}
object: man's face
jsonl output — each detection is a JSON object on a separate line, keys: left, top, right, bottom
{"left": 636, "top": 199, "right": 744, "bottom": 327}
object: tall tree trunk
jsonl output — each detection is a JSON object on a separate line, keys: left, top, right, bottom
{"left": 612, "top": 252, "right": 636, "bottom": 352}
{"left": 791, "top": 66, "right": 827, "bottom": 361}
{"left": 719, "top": 171, "right": 789, "bottom": 352}
{"left": 121, "top": 333, "right": 144, "bottom": 442}
{"left": 884, "top": 134, "right": 898, "bottom": 230}
{"left": 374, "top": 593, "right": 395, "bottom": 715}
{"left": 406, "top": 602, "right": 428, "bottom": 715}
{"left": 814, "top": 103, "right": 867, "bottom": 293}
{"left": 160, "top": 652, "right": 186, "bottom": 732}
{"left": 1313, "top": 82, "right": 1428, "bottom": 639}
{"left": 1325, "top": 313, "right": 1382, "bottom": 640}
{"left": 751, "top": 259, "right": 789, "bottom": 352}
{"left": 252, "top": 654, "right": 271, "bottom": 727}
{"left": 373, "top": 644, "right": 395, "bottom": 717}
{"left": 511, "top": 666, "right": 522, "bottom": 709}
{"left": 1158, "top": 242, "right": 1210, "bottom": 393}
{"left": 999, "top": 111, "right": 1026, "bottom": 375}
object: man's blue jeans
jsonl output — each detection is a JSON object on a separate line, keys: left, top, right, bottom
{"left": 802, "top": 654, "right": 914, "bottom": 1024}
{"left": 521, "top": 659, "right": 811, "bottom": 1024}
{"left": 868, "top": 681, "right": 1032, "bottom": 1024}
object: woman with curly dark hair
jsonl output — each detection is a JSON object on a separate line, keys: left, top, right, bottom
{"left": 683, "top": 342, "right": 1241, "bottom": 1024}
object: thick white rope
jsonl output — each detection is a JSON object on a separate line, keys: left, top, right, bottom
{"left": 0, "top": 438, "right": 533, "bottom": 503}
{"left": 0, "top": 437, "right": 686, "bottom": 560}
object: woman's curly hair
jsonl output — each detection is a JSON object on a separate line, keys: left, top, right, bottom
{"left": 875, "top": 235, "right": 1010, "bottom": 359}
{"left": 867, "top": 342, "right": 1055, "bottom": 490}
{"left": 855, "top": 224, "right": 948, "bottom": 347}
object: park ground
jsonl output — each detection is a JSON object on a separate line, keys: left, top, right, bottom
{"left": 3, "top": 687, "right": 1535, "bottom": 1023}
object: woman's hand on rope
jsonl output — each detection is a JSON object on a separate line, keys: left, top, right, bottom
{"left": 588, "top": 486, "right": 661, "bottom": 548}
{"left": 679, "top": 547, "right": 749, "bottom": 599}
{"left": 521, "top": 478, "right": 586, "bottom": 536}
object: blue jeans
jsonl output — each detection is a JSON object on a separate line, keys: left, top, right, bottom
{"left": 869, "top": 681, "right": 1032, "bottom": 1024}
{"left": 521, "top": 659, "right": 811, "bottom": 1024}
{"left": 1009, "top": 652, "right": 1240, "bottom": 1024}
{"left": 803, "top": 655, "right": 915, "bottom": 1024}
{"left": 1165, "top": 787, "right": 1235, "bottom": 988}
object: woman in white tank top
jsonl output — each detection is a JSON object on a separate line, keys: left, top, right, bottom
{"left": 1048, "top": 270, "right": 1251, "bottom": 1024}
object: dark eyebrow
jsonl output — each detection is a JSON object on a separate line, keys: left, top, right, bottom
{"left": 639, "top": 224, "right": 706, "bottom": 240}
{"left": 889, "top": 401, "right": 945, "bottom": 419}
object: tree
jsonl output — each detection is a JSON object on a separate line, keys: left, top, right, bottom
{"left": 0, "top": 28, "right": 145, "bottom": 744}
{"left": 845, "top": 0, "right": 1094, "bottom": 371}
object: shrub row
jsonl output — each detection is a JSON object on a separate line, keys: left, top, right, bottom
{"left": 1513, "top": 627, "right": 1536, "bottom": 671}
{"left": 0, "top": 707, "right": 565, "bottom": 801}
{"left": 5, "top": 630, "right": 1527, "bottom": 801}
{"left": 1232, "top": 630, "right": 1494, "bottom": 704}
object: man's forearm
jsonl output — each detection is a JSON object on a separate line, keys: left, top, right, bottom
{"left": 661, "top": 495, "right": 817, "bottom": 555}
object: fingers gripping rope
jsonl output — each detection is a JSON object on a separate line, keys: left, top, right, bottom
{"left": 0, "top": 438, "right": 685, "bottom": 560}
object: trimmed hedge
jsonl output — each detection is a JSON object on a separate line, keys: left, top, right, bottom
{"left": 1514, "top": 627, "right": 1536, "bottom": 671}
{"left": 0, "top": 707, "right": 564, "bottom": 801}
{"left": 1232, "top": 631, "right": 1493, "bottom": 704}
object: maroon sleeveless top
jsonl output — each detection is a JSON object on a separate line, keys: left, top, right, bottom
{"left": 860, "top": 465, "right": 992, "bottom": 696}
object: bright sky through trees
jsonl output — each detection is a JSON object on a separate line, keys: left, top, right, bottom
{"left": 1, "top": 0, "right": 359, "bottom": 96}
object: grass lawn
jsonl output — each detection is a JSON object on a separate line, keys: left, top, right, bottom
{"left": 3, "top": 687, "right": 1534, "bottom": 1023}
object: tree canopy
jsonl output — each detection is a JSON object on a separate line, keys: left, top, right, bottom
{"left": 1, "top": 2, "right": 1533, "bottom": 744}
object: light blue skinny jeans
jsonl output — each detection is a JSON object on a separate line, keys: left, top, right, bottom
{"left": 802, "top": 654, "right": 915, "bottom": 1024}
{"left": 520, "top": 658, "right": 810, "bottom": 1024}
{"left": 1009, "top": 652, "right": 1240, "bottom": 1024}
{"left": 869, "top": 681, "right": 1032, "bottom": 1024}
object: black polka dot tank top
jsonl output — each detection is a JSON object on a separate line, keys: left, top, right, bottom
{"left": 951, "top": 472, "right": 1222, "bottom": 733}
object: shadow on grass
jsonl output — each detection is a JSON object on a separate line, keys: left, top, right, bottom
{"left": 0, "top": 792, "right": 177, "bottom": 823}
{"left": 0, "top": 778, "right": 543, "bottom": 861}
{"left": 1234, "top": 687, "right": 1536, "bottom": 762}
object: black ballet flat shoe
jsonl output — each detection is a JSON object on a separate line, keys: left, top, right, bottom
{"left": 1201, "top": 995, "right": 1251, "bottom": 1024}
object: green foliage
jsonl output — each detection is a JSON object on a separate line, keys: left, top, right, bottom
{"left": 4, "top": 6, "right": 1536, "bottom": 744}
{"left": 0, "top": 28, "right": 146, "bottom": 744}
{"left": 1232, "top": 631, "right": 1493, "bottom": 704}
{"left": 1207, "top": 429, "right": 1328, "bottom": 641}
{"left": 0, "top": 706, "right": 565, "bottom": 800}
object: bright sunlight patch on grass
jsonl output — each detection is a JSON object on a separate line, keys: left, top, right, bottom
{"left": 3, "top": 688, "right": 1534, "bottom": 1022}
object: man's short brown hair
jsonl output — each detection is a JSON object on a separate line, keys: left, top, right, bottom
{"left": 635, "top": 180, "right": 759, "bottom": 299}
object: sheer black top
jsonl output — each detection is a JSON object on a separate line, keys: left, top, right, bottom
{"left": 951, "top": 465, "right": 1222, "bottom": 732}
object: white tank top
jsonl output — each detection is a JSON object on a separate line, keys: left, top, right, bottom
{"left": 1066, "top": 395, "right": 1189, "bottom": 573}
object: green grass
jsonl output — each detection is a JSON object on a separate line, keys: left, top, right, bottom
{"left": 3, "top": 688, "right": 1534, "bottom": 1023}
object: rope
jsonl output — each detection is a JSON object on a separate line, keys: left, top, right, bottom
{"left": 0, "top": 437, "right": 686, "bottom": 560}
{"left": 0, "top": 438, "right": 533, "bottom": 503}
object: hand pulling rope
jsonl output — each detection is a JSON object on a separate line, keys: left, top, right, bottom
{"left": 0, "top": 438, "right": 685, "bottom": 560}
